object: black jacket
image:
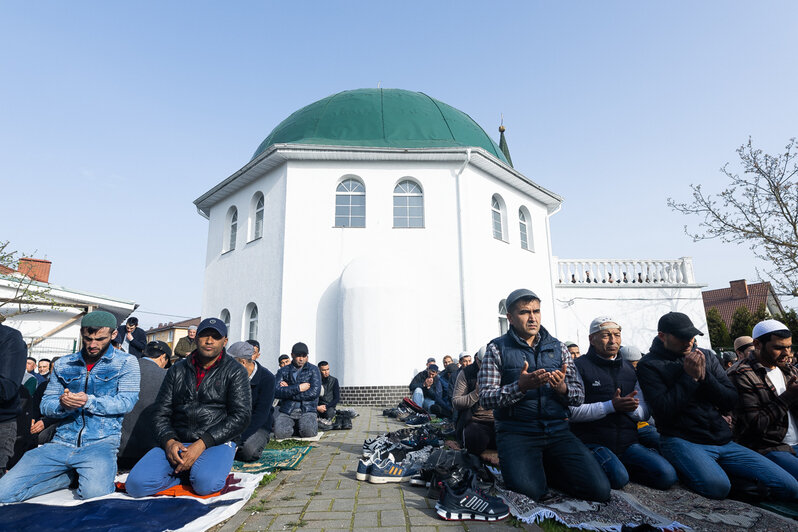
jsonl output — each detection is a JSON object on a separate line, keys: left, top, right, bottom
{"left": 152, "top": 351, "right": 251, "bottom": 449}
{"left": 116, "top": 325, "right": 147, "bottom": 358}
{"left": 637, "top": 337, "right": 737, "bottom": 445}
{"left": 0, "top": 323, "right": 26, "bottom": 423}
{"left": 119, "top": 357, "right": 167, "bottom": 460}
{"left": 242, "top": 364, "right": 275, "bottom": 441}
{"left": 320, "top": 375, "right": 340, "bottom": 409}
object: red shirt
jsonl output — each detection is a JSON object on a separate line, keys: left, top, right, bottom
{"left": 191, "top": 352, "right": 223, "bottom": 390}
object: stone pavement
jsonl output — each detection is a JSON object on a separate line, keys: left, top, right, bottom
{"left": 215, "top": 406, "right": 542, "bottom": 532}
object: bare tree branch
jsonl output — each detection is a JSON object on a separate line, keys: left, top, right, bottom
{"left": 667, "top": 137, "right": 798, "bottom": 297}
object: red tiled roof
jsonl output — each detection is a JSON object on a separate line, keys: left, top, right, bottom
{"left": 145, "top": 317, "right": 201, "bottom": 334}
{"left": 702, "top": 281, "right": 775, "bottom": 328}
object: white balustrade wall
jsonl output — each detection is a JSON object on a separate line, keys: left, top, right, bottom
{"left": 556, "top": 258, "right": 696, "bottom": 286}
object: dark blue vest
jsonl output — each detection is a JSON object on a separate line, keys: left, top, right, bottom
{"left": 493, "top": 325, "right": 569, "bottom": 433}
{"left": 570, "top": 348, "right": 639, "bottom": 455}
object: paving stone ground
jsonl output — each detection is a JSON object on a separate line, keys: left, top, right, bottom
{"left": 214, "top": 407, "right": 542, "bottom": 532}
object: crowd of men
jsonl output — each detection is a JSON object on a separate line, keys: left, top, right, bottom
{"left": 412, "top": 288, "right": 798, "bottom": 503}
{"left": 0, "top": 312, "right": 341, "bottom": 503}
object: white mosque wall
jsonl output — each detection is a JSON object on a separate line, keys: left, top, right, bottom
{"left": 201, "top": 165, "right": 287, "bottom": 370}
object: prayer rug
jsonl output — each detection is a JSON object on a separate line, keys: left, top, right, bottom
{"left": 275, "top": 433, "right": 322, "bottom": 442}
{"left": 232, "top": 445, "right": 313, "bottom": 473}
{"left": 0, "top": 472, "right": 263, "bottom": 532}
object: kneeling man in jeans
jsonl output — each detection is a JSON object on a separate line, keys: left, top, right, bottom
{"left": 126, "top": 318, "right": 251, "bottom": 497}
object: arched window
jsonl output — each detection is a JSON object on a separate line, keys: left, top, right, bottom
{"left": 251, "top": 193, "right": 264, "bottom": 240}
{"left": 491, "top": 195, "right": 506, "bottom": 241}
{"left": 225, "top": 207, "right": 238, "bottom": 251}
{"left": 498, "top": 299, "right": 509, "bottom": 335}
{"left": 335, "top": 178, "right": 365, "bottom": 228}
{"left": 519, "top": 208, "right": 533, "bottom": 251}
{"left": 393, "top": 180, "right": 424, "bottom": 228}
{"left": 220, "top": 309, "right": 231, "bottom": 330}
{"left": 247, "top": 304, "right": 258, "bottom": 340}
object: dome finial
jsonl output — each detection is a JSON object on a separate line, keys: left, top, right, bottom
{"left": 499, "top": 113, "right": 505, "bottom": 133}
{"left": 498, "top": 114, "right": 513, "bottom": 167}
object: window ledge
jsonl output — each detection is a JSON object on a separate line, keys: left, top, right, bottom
{"left": 221, "top": 248, "right": 235, "bottom": 255}
{"left": 247, "top": 236, "right": 263, "bottom": 244}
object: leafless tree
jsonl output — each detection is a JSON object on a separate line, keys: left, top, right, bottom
{"left": 668, "top": 137, "right": 798, "bottom": 296}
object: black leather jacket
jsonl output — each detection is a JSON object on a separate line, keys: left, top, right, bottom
{"left": 152, "top": 351, "right": 251, "bottom": 449}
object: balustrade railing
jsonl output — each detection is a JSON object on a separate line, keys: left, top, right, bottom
{"left": 556, "top": 258, "right": 696, "bottom": 286}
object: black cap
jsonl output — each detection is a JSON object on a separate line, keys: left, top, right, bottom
{"left": 145, "top": 340, "right": 172, "bottom": 358}
{"left": 197, "top": 317, "right": 227, "bottom": 337}
{"left": 291, "top": 342, "right": 309, "bottom": 356}
{"left": 278, "top": 354, "right": 290, "bottom": 362}
{"left": 506, "top": 288, "right": 540, "bottom": 311}
{"left": 657, "top": 312, "right": 704, "bottom": 340}
{"left": 428, "top": 364, "right": 439, "bottom": 372}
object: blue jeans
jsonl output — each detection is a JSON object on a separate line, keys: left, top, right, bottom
{"left": 411, "top": 388, "right": 435, "bottom": 411}
{"left": 637, "top": 423, "right": 661, "bottom": 450}
{"left": 661, "top": 436, "right": 798, "bottom": 500}
{"left": 587, "top": 443, "right": 678, "bottom": 490}
{"left": 0, "top": 440, "right": 118, "bottom": 502}
{"left": 765, "top": 445, "right": 798, "bottom": 482}
{"left": 496, "top": 427, "right": 610, "bottom": 502}
{"left": 125, "top": 441, "right": 236, "bottom": 497}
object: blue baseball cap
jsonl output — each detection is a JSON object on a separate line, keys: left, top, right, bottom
{"left": 197, "top": 317, "right": 227, "bottom": 337}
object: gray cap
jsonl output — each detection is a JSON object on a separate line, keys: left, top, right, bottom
{"left": 188, "top": 325, "right": 197, "bottom": 331}
{"left": 619, "top": 345, "right": 643, "bottom": 362}
{"left": 227, "top": 341, "right": 254, "bottom": 360}
{"left": 506, "top": 288, "right": 540, "bottom": 311}
{"left": 589, "top": 316, "right": 621, "bottom": 335}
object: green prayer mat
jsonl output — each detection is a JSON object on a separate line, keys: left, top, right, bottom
{"left": 232, "top": 446, "right": 312, "bottom": 473}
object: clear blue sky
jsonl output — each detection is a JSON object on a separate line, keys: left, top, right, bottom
{"left": 2, "top": 1, "right": 797, "bottom": 327}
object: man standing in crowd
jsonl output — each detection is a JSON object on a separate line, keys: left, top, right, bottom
{"left": 118, "top": 341, "right": 169, "bottom": 468}
{"left": 173, "top": 325, "right": 197, "bottom": 360}
{"left": 479, "top": 289, "right": 610, "bottom": 502}
{"left": 569, "top": 316, "right": 677, "bottom": 490}
{"left": 565, "top": 341, "right": 581, "bottom": 359}
{"left": 278, "top": 354, "right": 290, "bottom": 368}
{"left": 0, "top": 311, "right": 140, "bottom": 501}
{"left": 637, "top": 312, "right": 798, "bottom": 500}
{"left": 728, "top": 320, "right": 798, "bottom": 481}
{"left": 246, "top": 339, "right": 261, "bottom": 364}
{"left": 734, "top": 335, "right": 755, "bottom": 360}
{"left": 459, "top": 353, "right": 472, "bottom": 367}
{"left": 117, "top": 317, "right": 146, "bottom": 358}
{"left": 317, "top": 361, "right": 339, "bottom": 423}
{"left": 26, "top": 357, "right": 44, "bottom": 385}
{"left": 273, "top": 342, "right": 320, "bottom": 440}
{"left": 0, "top": 320, "right": 26, "bottom": 479}
{"left": 37, "top": 359, "right": 51, "bottom": 382}
{"left": 228, "top": 342, "right": 275, "bottom": 462}
{"left": 126, "top": 318, "right": 251, "bottom": 497}
{"left": 409, "top": 363, "right": 443, "bottom": 411}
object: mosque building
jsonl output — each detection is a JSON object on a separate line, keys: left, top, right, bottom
{"left": 194, "top": 88, "right": 706, "bottom": 404}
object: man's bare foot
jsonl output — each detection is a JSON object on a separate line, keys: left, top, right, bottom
{"left": 480, "top": 449, "right": 500, "bottom": 466}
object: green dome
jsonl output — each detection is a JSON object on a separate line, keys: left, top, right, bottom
{"left": 251, "top": 88, "right": 508, "bottom": 164}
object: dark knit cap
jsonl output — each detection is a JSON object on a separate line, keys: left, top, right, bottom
{"left": 291, "top": 342, "right": 309, "bottom": 356}
{"left": 81, "top": 310, "right": 117, "bottom": 330}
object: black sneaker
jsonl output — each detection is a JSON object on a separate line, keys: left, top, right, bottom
{"left": 405, "top": 413, "right": 430, "bottom": 426}
{"left": 435, "top": 471, "right": 509, "bottom": 521}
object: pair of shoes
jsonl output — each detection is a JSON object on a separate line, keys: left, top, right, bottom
{"left": 435, "top": 470, "right": 509, "bottom": 521}
{"left": 401, "top": 428, "right": 439, "bottom": 449}
{"left": 359, "top": 455, "right": 420, "bottom": 484}
{"left": 318, "top": 418, "right": 334, "bottom": 431}
{"left": 405, "top": 413, "right": 431, "bottom": 426}
{"left": 403, "top": 397, "right": 427, "bottom": 414}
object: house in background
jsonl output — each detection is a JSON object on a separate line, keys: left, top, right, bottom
{"left": 145, "top": 317, "right": 201, "bottom": 350}
{"left": 0, "top": 258, "right": 137, "bottom": 360}
{"left": 702, "top": 279, "right": 785, "bottom": 329}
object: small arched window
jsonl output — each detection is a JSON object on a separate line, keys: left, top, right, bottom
{"left": 491, "top": 195, "right": 506, "bottom": 241}
{"left": 393, "top": 180, "right": 424, "bottom": 228}
{"left": 220, "top": 309, "right": 231, "bottom": 330}
{"left": 519, "top": 208, "right": 532, "bottom": 251}
{"left": 247, "top": 304, "right": 258, "bottom": 340}
{"left": 335, "top": 178, "right": 365, "bottom": 228}
{"left": 498, "top": 299, "right": 509, "bottom": 335}
{"left": 226, "top": 207, "right": 238, "bottom": 251}
{"left": 253, "top": 194, "right": 264, "bottom": 240}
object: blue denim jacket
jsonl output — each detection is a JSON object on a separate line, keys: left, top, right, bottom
{"left": 41, "top": 346, "right": 140, "bottom": 447}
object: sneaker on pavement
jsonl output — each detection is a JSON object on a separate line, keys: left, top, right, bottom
{"left": 435, "top": 471, "right": 509, "bottom": 521}
{"left": 367, "top": 456, "right": 418, "bottom": 484}
{"left": 402, "top": 397, "right": 426, "bottom": 414}
{"left": 356, "top": 451, "right": 394, "bottom": 481}
{"left": 405, "top": 413, "right": 430, "bottom": 427}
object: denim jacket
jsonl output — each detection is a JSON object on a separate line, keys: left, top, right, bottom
{"left": 274, "top": 362, "right": 321, "bottom": 414}
{"left": 41, "top": 346, "right": 140, "bottom": 447}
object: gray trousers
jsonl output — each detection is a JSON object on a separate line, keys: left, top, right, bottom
{"left": 0, "top": 419, "right": 16, "bottom": 472}
{"left": 274, "top": 411, "right": 317, "bottom": 439}
{"left": 237, "top": 427, "right": 270, "bottom": 462}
